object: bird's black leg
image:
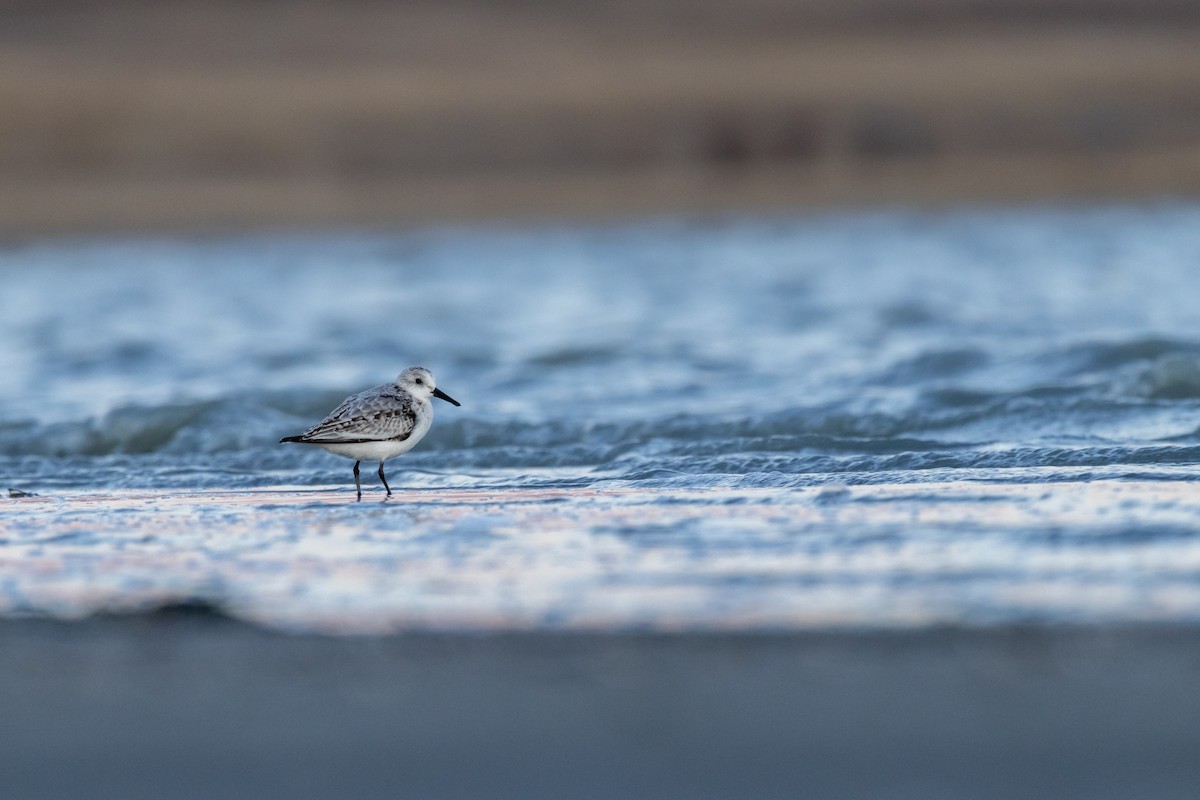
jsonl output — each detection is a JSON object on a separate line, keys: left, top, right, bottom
{"left": 353, "top": 460, "right": 362, "bottom": 502}
{"left": 378, "top": 461, "right": 392, "bottom": 498}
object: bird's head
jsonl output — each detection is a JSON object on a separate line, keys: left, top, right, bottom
{"left": 397, "top": 366, "right": 460, "bottom": 406}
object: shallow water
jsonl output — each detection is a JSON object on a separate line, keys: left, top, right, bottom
{"left": 4, "top": 204, "right": 1200, "bottom": 631}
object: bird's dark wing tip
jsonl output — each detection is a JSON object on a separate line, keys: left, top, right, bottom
{"left": 279, "top": 435, "right": 305, "bottom": 443}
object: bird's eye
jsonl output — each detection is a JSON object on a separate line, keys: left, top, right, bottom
{"left": 415, "top": 378, "right": 424, "bottom": 385}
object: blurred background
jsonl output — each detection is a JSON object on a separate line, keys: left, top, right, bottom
{"left": 8, "top": 7, "right": 1200, "bottom": 798}
{"left": 3, "top": 0, "right": 1200, "bottom": 234}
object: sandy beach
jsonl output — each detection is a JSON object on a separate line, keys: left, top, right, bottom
{"left": 5, "top": 477, "right": 1200, "bottom": 798}
{"left": 8, "top": 477, "right": 1200, "bottom": 632}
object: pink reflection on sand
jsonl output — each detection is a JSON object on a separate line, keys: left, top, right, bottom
{"left": 4, "top": 479, "right": 1200, "bottom": 633}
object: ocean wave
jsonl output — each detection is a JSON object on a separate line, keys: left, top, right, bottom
{"left": 1119, "top": 354, "right": 1200, "bottom": 400}
{"left": 4, "top": 385, "right": 1197, "bottom": 473}
{"left": 607, "top": 444, "right": 1200, "bottom": 483}
{"left": 1058, "top": 337, "right": 1200, "bottom": 375}
{"left": 0, "top": 399, "right": 286, "bottom": 458}
{"left": 1034, "top": 339, "right": 1200, "bottom": 399}
{"left": 0, "top": 401, "right": 995, "bottom": 460}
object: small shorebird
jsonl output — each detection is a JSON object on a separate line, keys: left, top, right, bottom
{"left": 280, "top": 366, "right": 460, "bottom": 501}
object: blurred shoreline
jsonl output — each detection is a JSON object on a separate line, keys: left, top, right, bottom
{"left": 3, "top": 0, "right": 1200, "bottom": 233}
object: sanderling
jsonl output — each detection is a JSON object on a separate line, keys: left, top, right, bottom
{"left": 280, "top": 366, "right": 460, "bottom": 501}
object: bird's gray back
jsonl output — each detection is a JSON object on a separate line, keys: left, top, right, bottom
{"left": 299, "top": 384, "right": 420, "bottom": 443}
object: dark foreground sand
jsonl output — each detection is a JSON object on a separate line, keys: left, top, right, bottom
{"left": 2, "top": 615, "right": 1199, "bottom": 799}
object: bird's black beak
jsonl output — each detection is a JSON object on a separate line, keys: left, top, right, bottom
{"left": 433, "top": 387, "right": 461, "bottom": 407}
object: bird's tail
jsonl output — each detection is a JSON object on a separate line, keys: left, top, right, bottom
{"left": 279, "top": 435, "right": 306, "bottom": 443}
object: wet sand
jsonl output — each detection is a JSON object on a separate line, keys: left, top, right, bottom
{"left": 4, "top": 478, "right": 1200, "bottom": 797}
{"left": 7, "top": 477, "right": 1200, "bottom": 631}
{"left": 2, "top": 618, "right": 1199, "bottom": 799}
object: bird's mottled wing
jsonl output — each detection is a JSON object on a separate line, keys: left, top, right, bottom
{"left": 298, "top": 385, "right": 418, "bottom": 443}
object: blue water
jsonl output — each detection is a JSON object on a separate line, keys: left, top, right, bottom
{"left": 4, "top": 204, "right": 1200, "bottom": 631}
